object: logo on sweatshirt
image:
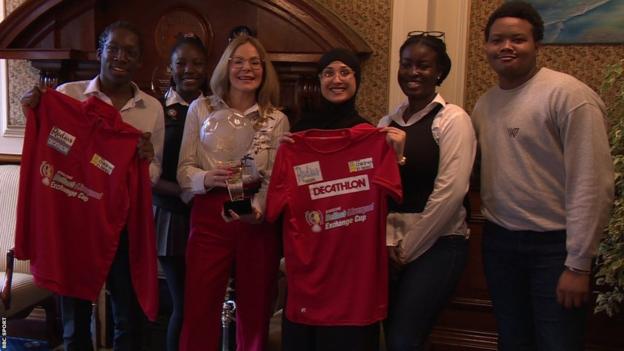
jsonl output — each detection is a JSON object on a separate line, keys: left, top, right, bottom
{"left": 294, "top": 161, "right": 323, "bottom": 186}
{"left": 348, "top": 157, "right": 374, "bottom": 173}
{"left": 508, "top": 128, "right": 520, "bottom": 138}
{"left": 305, "top": 210, "right": 323, "bottom": 233}
{"left": 90, "top": 154, "right": 115, "bottom": 175}
{"left": 39, "top": 161, "right": 103, "bottom": 202}
{"left": 40, "top": 161, "right": 55, "bottom": 186}
{"left": 47, "top": 126, "right": 76, "bottom": 155}
{"left": 308, "top": 175, "right": 370, "bottom": 200}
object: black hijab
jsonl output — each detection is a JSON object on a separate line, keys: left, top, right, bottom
{"left": 291, "top": 48, "right": 370, "bottom": 132}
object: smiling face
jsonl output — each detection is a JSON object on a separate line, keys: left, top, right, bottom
{"left": 171, "top": 43, "right": 207, "bottom": 102}
{"left": 398, "top": 43, "right": 439, "bottom": 103}
{"left": 485, "top": 17, "right": 539, "bottom": 89}
{"left": 319, "top": 60, "right": 357, "bottom": 104}
{"left": 97, "top": 27, "right": 142, "bottom": 88}
{"left": 228, "top": 42, "right": 263, "bottom": 95}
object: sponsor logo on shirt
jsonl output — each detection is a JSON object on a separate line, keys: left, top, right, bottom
{"left": 90, "top": 154, "right": 115, "bottom": 175}
{"left": 305, "top": 210, "right": 323, "bottom": 233}
{"left": 294, "top": 161, "right": 323, "bottom": 185}
{"left": 40, "top": 161, "right": 103, "bottom": 202}
{"left": 40, "top": 161, "right": 55, "bottom": 186}
{"left": 508, "top": 127, "right": 520, "bottom": 138}
{"left": 46, "top": 126, "right": 76, "bottom": 155}
{"left": 308, "top": 175, "right": 369, "bottom": 200}
{"left": 348, "top": 157, "right": 374, "bottom": 173}
{"left": 323, "top": 203, "right": 374, "bottom": 230}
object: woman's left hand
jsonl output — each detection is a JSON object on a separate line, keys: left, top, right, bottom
{"left": 222, "top": 205, "right": 264, "bottom": 224}
{"left": 380, "top": 127, "right": 406, "bottom": 162}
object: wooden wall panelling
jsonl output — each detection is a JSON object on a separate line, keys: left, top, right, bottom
{"left": 0, "top": 0, "right": 373, "bottom": 122}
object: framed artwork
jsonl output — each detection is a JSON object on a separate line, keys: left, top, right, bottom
{"left": 518, "top": 0, "right": 624, "bottom": 44}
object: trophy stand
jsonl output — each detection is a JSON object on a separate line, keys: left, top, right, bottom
{"left": 221, "top": 278, "right": 236, "bottom": 351}
{"left": 223, "top": 160, "right": 253, "bottom": 217}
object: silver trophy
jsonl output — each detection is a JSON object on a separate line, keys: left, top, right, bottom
{"left": 201, "top": 108, "right": 256, "bottom": 215}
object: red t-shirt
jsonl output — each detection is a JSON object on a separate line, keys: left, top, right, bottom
{"left": 266, "top": 124, "right": 402, "bottom": 325}
{"left": 14, "top": 89, "right": 158, "bottom": 321}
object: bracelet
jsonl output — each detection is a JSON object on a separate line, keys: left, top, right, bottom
{"left": 565, "top": 266, "right": 590, "bottom": 275}
{"left": 398, "top": 156, "right": 407, "bottom": 166}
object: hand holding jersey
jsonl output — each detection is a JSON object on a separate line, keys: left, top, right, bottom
{"left": 20, "top": 86, "right": 46, "bottom": 116}
{"left": 22, "top": 86, "right": 158, "bottom": 163}
{"left": 266, "top": 124, "right": 402, "bottom": 325}
{"left": 380, "top": 126, "right": 406, "bottom": 163}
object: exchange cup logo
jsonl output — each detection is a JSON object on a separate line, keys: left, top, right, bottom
{"left": 305, "top": 210, "right": 323, "bottom": 233}
{"left": 40, "top": 161, "right": 54, "bottom": 186}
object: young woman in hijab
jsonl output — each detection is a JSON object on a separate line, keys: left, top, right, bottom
{"left": 378, "top": 32, "right": 476, "bottom": 351}
{"left": 279, "top": 48, "right": 404, "bottom": 351}
{"left": 152, "top": 33, "right": 208, "bottom": 351}
{"left": 176, "top": 34, "right": 288, "bottom": 351}
{"left": 291, "top": 48, "right": 368, "bottom": 131}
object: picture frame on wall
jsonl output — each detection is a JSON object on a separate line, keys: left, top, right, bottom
{"left": 517, "top": 0, "right": 624, "bottom": 44}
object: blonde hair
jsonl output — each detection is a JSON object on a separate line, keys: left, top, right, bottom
{"left": 210, "top": 35, "right": 280, "bottom": 114}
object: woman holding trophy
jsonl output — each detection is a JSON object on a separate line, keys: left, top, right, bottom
{"left": 176, "top": 34, "right": 289, "bottom": 351}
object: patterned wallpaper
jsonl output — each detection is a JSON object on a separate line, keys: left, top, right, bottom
{"left": 465, "top": 0, "right": 624, "bottom": 113}
{"left": 5, "top": 0, "right": 38, "bottom": 127}
{"left": 316, "top": 0, "right": 391, "bottom": 120}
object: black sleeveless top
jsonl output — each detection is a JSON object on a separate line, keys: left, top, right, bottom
{"left": 389, "top": 103, "right": 444, "bottom": 213}
{"left": 152, "top": 102, "right": 190, "bottom": 213}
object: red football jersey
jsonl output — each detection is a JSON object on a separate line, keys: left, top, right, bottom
{"left": 14, "top": 90, "right": 158, "bottom": 321}
{"left": 266, "top": 124, "right": 402, "bottom": 325}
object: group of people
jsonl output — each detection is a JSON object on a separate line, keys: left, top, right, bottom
{"left": 19, "top": 1, "right": 614, "bottom": 351}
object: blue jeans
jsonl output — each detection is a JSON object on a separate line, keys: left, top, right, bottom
{"left": 62, "top": 231, "right": 145, "bottom": 351}
{"left": 482, "top": 221, "right": 587, "bottom": 351}
{"left": 385, "top": 234, "right": 469, "bottom": 351}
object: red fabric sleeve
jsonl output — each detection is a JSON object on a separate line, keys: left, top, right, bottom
{"left": 126, "top": 155, "right": 159, "bottom": 321}
{"left": 372, "top": 138, "right": 403, "bottom": 203}
{"left": 265, "top": 145, "right": 289, "bottom": 223}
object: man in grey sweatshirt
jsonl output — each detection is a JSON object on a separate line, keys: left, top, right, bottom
{"left": 471, "top": 2, "right": 614, "bottom": 351}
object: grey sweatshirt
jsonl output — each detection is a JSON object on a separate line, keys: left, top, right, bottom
{"left": 472, "top": 67, "right": 614, "bottom": 271}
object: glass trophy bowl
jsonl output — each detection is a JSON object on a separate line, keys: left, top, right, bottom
{"left": 201, "top": 109, "right": 256, "bottom": 215}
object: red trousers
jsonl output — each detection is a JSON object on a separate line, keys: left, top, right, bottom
{"left": 179, "top": 191, "right": 280, "bottom": 351}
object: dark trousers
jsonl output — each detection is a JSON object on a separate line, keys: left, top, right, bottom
{"left": 385, "top": 235, "right": 469, "bottom": 351}
{"left": 62, "top": 231, "right": 145, "bottom": 351}
{"left": 482, "top": 221, "right": 587, "bottom": 351}
{"left": 282, "top": 316, "right": 380, "bottom": 351}
{"left": 159, "top": 256, "right": 185, "bottom": 351}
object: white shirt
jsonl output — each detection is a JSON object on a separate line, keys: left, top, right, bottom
{"left": 164, "top": 88, "right": 205, "bottom": 108}
{"left": 56, "top": 77, "right": 165, "bottom": 185}
{"left": 378, "top": 94, "right": 476, "bottom": 263}
{"left": 177, "top": 95, "right": 290, "bottom": 211}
